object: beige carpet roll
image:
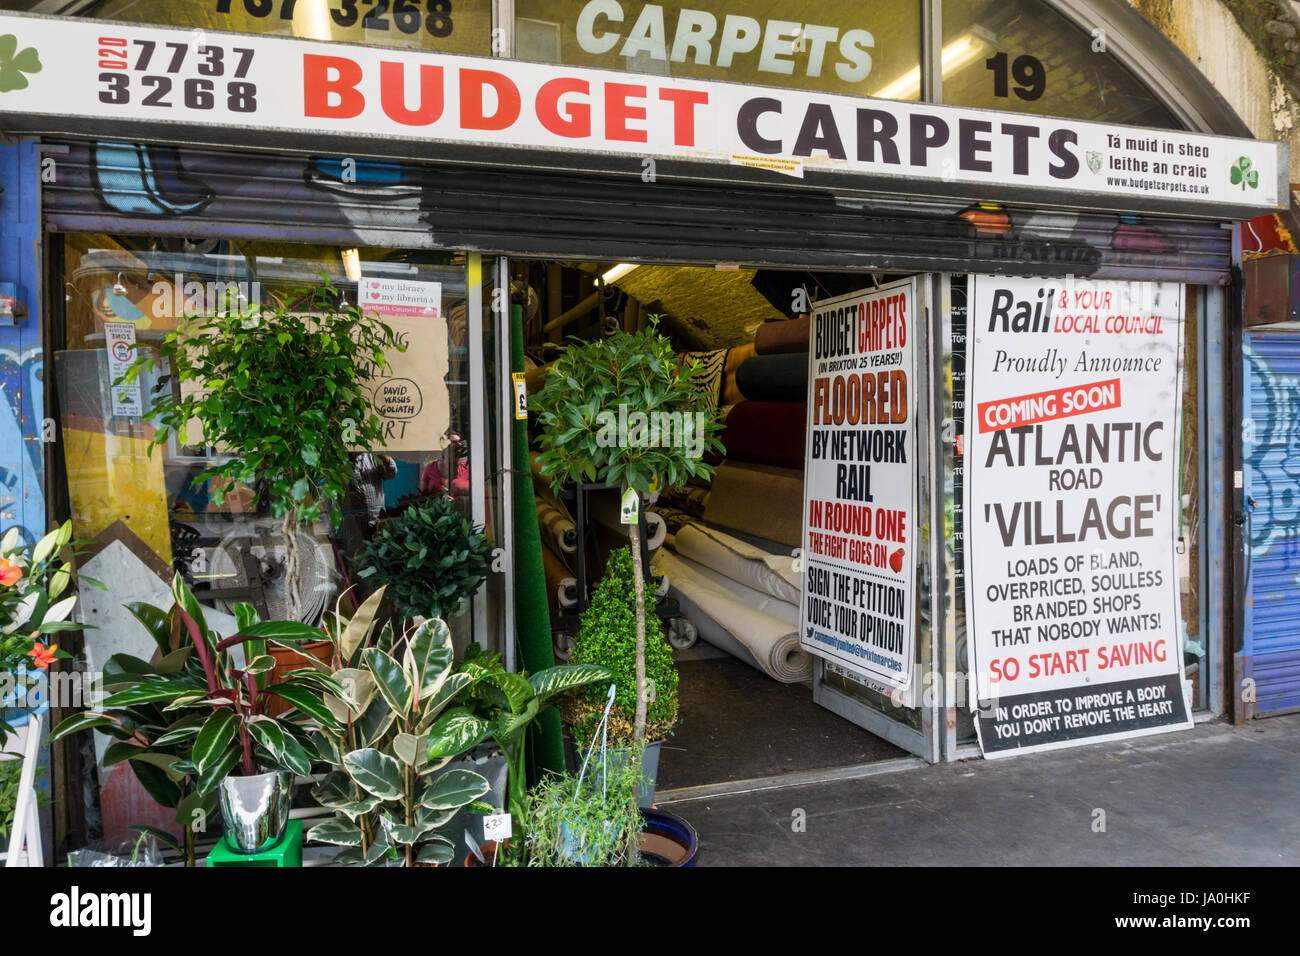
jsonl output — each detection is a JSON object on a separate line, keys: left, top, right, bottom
{"left": 674, "top": 523, "right": 800, "bottom": 604}
{"left": 703, "top": 461, "right": 804, "bottom": 548}
{"left": 665, "top": 550, "right": 798, "bottom": 626}
{"left": 541, "top": 542, "right": 575, "bottom": 617}
{"left": 654, "top": 550, "right": 811, "bottom": 683}
{"left": 536, "top": 498, "right": 577, "bottom": 554}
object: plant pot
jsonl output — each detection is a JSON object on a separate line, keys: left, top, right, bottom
{"left": 604, "top": 740, "right": 663, "bottom": 809}
{"left": 217, "top": 770, "right": 294, "bottom": 854}
{"left": 639, "top": 809, "right": 698, "bottom": 867}
{"left": 266, "top": 640, "right": 333, "bottom": 717}
{"left": 463, "top": 840, "right": 508, "bottom": 867}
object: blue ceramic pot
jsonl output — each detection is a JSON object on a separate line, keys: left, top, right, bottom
{"left": 639, "top": 809, "right": 698, "bottom": 867}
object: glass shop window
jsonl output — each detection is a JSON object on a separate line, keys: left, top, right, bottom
{"left": 0, "top": 0, "right": 489, "bottom": 55}
{"left": 940, "top": 0, "right": 1183, "bottom": 129}
{"left": 514, "top": 0, "right": 924, "bottom": 100}
{"left": 53, "top": 234, "right": 490, "bottom": 651}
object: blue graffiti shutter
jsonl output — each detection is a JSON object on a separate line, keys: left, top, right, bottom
{"left": 1243, "top": 332, "right": 1300, "bottom": 715}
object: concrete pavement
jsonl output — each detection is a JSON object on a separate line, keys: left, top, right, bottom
{"left": 662, "top": 714, "right": 1300, "bottom": 866}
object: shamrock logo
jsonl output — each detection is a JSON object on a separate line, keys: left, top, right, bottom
{"left": 1230, "top": 156, "right": 1259, "bottom": 191}
{"left": 0, "top": 34, "right": 41, "bottom": 93}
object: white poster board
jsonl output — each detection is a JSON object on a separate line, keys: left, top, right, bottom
{"left": 800, "top": 278, "right": 917, "bottom": 705}
{"left": 103, "top": 322, "right": 142, "bottom": 417}
{"left": 964, "top": 276, "right": 1192, "bottom": 756}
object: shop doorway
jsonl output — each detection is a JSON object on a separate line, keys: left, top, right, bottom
{"left": 511, "top": 258, "right": 940, "bottom": 790}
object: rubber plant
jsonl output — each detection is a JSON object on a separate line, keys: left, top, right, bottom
{"left": 306, "top": 588, "right": 498, "bottom": 866}
{"left": 532, "top": 318, "right": 723, "bottom": 742}
{"left": 50, "top": 574, "right": 343, "bottom": 864}
{"left": 121, "top": 279, "right": 400, "bottom": 621}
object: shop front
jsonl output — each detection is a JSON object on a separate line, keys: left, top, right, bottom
{"left": 0, "top": 1, "right": 1287, "bottom": 851}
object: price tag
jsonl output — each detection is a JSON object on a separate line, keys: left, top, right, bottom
{"left": 511, "top": 372, "right": 528, "bottom": 420}
{"left": 620, "top": 487, "right": 639, "bottom": 524}
{"left": 483, "top": 813, "right": 513, "bottom": 842}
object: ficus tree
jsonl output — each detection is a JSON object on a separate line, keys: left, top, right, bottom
{"left": 122, "top": 279, "right": 401, "bottom": 621}
{"left": 532, "top": 318, "right": 723, "bottom": 742}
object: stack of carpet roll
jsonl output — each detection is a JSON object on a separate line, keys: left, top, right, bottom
{"left": 535, "top": 480, "right": 580, "bottom": 616}
{"left": 653, "top": 522, "right": 812, "bottom": 683}
{"left": 694, "top": 315, "right": 810, "bottom": 550}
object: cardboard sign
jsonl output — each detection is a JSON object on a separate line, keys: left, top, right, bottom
{"left": 800, "top": 278, "right": 917, "bottom": 704}
{"left": 963, "top": 276, "right": 1192, "bottom": 756}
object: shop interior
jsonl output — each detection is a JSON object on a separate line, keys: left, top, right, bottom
{"left": 513, "top": 259, "right": 924, "bottom": 790}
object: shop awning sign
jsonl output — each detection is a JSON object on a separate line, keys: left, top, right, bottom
{"left": 0, "top": 12, "right": 1286, "bottom": 219}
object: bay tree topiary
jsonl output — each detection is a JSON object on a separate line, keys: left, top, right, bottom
{"left": 123, "top": 279, "right": 400, "bottom": 621}
{"left": 533, "top": 319, "right": 723, "bottom": 742}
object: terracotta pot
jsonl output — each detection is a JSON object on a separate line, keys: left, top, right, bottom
{"left": 266, "top": 640, "right": 333, "bottom": 717}
{"left": 464, "top": 840, "right": 508, "bottom": 867}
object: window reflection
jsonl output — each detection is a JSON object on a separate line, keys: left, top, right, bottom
{"left": 941, "top": 0, "right": 1183, "bottom": 129}
{"left": 55, "top": 234, "right": 477, "bottom": 633}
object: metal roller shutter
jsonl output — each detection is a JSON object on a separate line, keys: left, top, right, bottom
{"left": 43, "top": 140, "right": 1232, "bottom": 282}
{"left": 1243, "top": 332, "right": 1300, "bottom": 715}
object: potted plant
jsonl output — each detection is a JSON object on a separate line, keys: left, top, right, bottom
{"left": 532, "top": 319, "right": 723, "bottom": 748}
{"left": 521, "top": 745, "right": 645, "bottom": 867}
{"left": 355, "top": 496, "right": 494, "bottom": 624}
{"left": 305, "top": 589, "right": 497, "bottom": 866}
{"left": 452, "top": 646, "right": 611, "bottom": 865}
{"left": 51, "top": 574, "right": 344, "bottom": 856}
{"left": 562, "top": 546, "right": 678, "bottom": 807}
{"left": 123, "top": 279, "right": 401, "bottom": 622}
{"left": 1, "top": 521, "right": 89, "bottom": 751}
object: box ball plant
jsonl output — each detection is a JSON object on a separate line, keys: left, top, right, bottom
{"left": 123, "top": 279, "right": 401, "bottom": 622}
{"left": 355, "top": 496, "right": 494, "bottom": 624}
{"left": 532, "top": 318, "right": 723, "bottom": 744}
{"left": 564, "top": 547, "right": 678, "bottom": 748}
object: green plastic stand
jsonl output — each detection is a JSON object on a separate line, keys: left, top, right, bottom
{"left": 206, "top": 820, "right": 303, "bottom": 867}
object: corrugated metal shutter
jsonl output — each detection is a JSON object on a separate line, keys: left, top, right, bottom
{"left": 1243, "top": 332, "right": 1300, "bottom": 715}
{"left": 43, "top": 140, "right": 1231, "bottom": 282}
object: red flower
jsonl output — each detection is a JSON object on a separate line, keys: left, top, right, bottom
{"left": 27, "top": 643, "right": 58, "bottom": 670}
{"left": 0, "top": 558, "right": 21, "bottom": 587}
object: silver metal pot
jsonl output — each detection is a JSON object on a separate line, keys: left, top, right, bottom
{"left": 217, "top": 770, "right": 294, "bottom": 853}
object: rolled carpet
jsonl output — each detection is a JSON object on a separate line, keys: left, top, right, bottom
{"left": 719, "top": 401, "right": 807, "bottom": 470}
{"left": 654, "top": 550, "right": 811, "bottom": 683}
{"left": 681, "top": 348, "right": 728, "bottom": 416}
{"left": 754, "top": 315, "right": 810, "bottom": 355}
{"left": 536, "top": 498, "right": 577, "bottom": 554}
{"left": 664, "top": 548, "right": 799, "bottom": 626}
{"left": 541, "top": 537, "right": 577, "bottom": 616}
{"left": 734, "top": 352, "right": 809, "bottom": 403}
{"left": 703, "top": 461, "right": 804, "bottom": 548}
{"left": 673, "top": 523, "right": 801, "bottom": 604}
{"left": 721, "top": 342, "right": 756, "bottom": 406}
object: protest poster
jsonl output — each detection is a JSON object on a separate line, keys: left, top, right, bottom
{"left": 964, "top": 276, "right": 1192, "bottom": 756}
{"left": 801, "top": 278, "right": 917, "bottom": 704}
